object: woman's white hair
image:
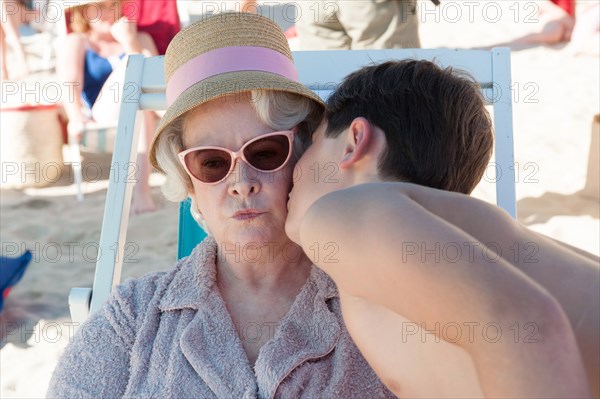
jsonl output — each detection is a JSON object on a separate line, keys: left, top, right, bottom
{"left": 154, "top": 89, "right": 323, "bottom": 202}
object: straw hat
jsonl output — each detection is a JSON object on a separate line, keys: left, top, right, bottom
{"left": 148, "top": 12, "right": 325, "bottom": 170}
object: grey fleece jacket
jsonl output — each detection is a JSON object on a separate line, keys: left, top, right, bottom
{"left": 47, "top": 237, "right": 396, "bottom": 399}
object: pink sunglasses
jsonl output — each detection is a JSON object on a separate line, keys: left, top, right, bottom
{"left": 178, "top": 130, "right": 295, "bottom": 184}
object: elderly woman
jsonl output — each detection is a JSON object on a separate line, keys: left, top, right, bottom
{"left": 47, "top": 13, "right": 394, "bottom": 398}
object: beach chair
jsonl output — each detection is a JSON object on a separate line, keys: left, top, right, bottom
{"left": 68, "top": 48, "right": 517, "bottom": 326}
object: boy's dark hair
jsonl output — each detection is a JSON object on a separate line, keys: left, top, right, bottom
{"left": 325, "top": 60, "right": 493, "bottom": 194}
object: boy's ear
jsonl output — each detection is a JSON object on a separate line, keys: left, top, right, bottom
{"left": 339, "top": 117, "right": 375, "bottom": 170}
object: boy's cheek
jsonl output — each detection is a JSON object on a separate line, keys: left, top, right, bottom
{"left": 284, "top": 200, "right": 302, "bottom": 244}
{"left": 292, "top": 163, "right": 303, "bottom": 186}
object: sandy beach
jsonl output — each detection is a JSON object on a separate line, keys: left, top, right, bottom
{"left": 1, "top": 1, "right": 599, "bottom": 397}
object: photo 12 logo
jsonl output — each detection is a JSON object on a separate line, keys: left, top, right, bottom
{"left": 1, "top": 241, "right": 140, "bottom": 264}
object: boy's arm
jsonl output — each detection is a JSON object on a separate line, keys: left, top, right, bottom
{"left": 380, "top": 182, "right": 600, "bottom": 398}
{"left": 299, "top": 182, "right": 591, "bottom": 398}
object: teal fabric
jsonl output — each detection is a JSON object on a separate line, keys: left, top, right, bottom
{"left": 177, "top": 198, "right": 207, "bottom": 260}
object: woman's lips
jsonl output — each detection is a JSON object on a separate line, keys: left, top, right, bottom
{"left": 232, "top": 210, "right": 264, "bottom": 221}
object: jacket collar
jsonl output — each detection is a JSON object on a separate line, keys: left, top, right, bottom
{"left": 254, "top": 265, "right": 341, "bottom": 398}
{"left": 158, "top": 237, "right": 219, "bottom": 311}
{"left": 158, "top": 238, "right": 341, "bottom": 398}
{"left": 158, "top": 237, "right": 338, "bottom": 311}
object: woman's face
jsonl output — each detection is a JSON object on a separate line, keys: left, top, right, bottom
{"left": 182, "top": 96, "right": 297, "bottom": 248}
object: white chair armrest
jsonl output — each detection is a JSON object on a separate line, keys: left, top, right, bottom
{"left": 69, "top": 287, "right": 92, "bottom": 330}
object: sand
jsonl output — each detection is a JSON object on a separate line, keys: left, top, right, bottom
{"left": 1, "top": 1, "right": 599, "bottom": 397}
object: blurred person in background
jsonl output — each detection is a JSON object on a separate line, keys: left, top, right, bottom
{"left": 293, "top": 0, "right": 427, "bottom": 50}
{"left": 57, "top": 0, "right": 158, "bottom": 213}
{"left": 1, "top": 0, "right": 31, "bottom": 80}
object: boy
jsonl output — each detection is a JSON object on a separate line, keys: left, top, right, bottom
{"left": 286, "top": 60, "right": 599, "bottom": 398}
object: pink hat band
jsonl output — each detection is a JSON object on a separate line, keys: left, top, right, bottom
{"left": 166, "top": 46, "right": 300, "bottom": 106}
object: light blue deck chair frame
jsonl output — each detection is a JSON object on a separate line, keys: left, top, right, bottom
{"left": 69, "top": 48, "right": 516, "bottom": 326}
